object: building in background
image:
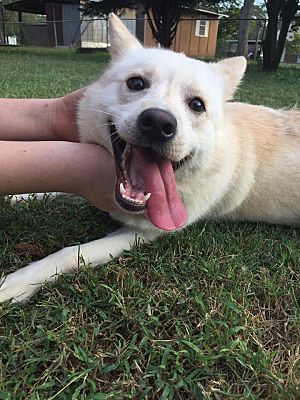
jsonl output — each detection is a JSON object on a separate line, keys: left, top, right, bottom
{"left": 142, "top": 7, "right": 226, "bottom": 58}
{"left": 3, "top": 1, "right": 225, "bottom": 59}
{"left": 4, "top": 0, "right": 81, "bottom": 46}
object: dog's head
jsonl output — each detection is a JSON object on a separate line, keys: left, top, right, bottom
{"left": 78, "top": 13, "right": 246, "bottom": 231}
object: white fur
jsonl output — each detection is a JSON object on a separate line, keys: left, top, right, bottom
{"left": 1, "top": 14, "right": 299, "bottom": 302}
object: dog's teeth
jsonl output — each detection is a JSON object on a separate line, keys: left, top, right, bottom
{"left": 120, "top": 183, "right": 125, "bottom": 194}
{"left": 144, "top": 192, "right": 151, "bottom": 201}
{"left": 121, "top": 193, "right": 144, "bottom": 205}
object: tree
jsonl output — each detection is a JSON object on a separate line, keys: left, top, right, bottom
{"left": 263, "top": 0, "right": 299, "bottom": 72}
{"left": 235, "top": 0, "right": 255, "bottom": 56}
{"left": 142, "top": 0, "right": 200, "bottom": 48}
{"left": 285, "top": 32, "right": 300, "bottom": 55}
{"left": 217, "top": 3, "right": 240, "bottom": 41}
{"left": 82, "top": 0, "right": 226, "bottom": 48}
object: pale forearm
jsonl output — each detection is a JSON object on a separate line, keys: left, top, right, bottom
{"left": 0, "top": 141, "right": 117, "bottom": 213}
{"left": 0, "top": 90, "right": 83, "bottom": 142}
{"left": 0, "top": 98, "right": 57, "bottom": 141}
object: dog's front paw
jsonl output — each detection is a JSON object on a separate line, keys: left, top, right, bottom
{"left": 0, "top": 270, "right": 41, "bottom": 303}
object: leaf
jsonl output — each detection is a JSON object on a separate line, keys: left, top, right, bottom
{"left": 221, "top": 297, "right": 242, "bottom": 314}
{"left": 101, "top": 364, "right": 118, "bottom": 374}
{"left": 160, "top": 345, "right": 172, "bottom": 370}
{"left": 228, "top": 326, "right": 246, "bottom": 335}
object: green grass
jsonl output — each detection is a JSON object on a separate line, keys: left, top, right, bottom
{"left": 0, "top": 47, "right": 300, "bottom": 399}
{"left": 236, "top": 62, "right": 300, "bottom": 108}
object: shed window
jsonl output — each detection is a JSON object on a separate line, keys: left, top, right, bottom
{"left": 195, "top": 19, "right": 209, "bottom": 37}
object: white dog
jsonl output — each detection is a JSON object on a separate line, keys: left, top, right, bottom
{"left": 1, "top": 14, "right": 299, "bottom": 302}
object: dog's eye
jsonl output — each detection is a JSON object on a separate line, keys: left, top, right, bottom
{"left": 189, "top": 97, "right": 205, "bottom": 113}
{"left": 126, "top": 76, "right": 146, "bottom": 91}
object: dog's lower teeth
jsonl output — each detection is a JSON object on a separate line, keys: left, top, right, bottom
{"left": 120, "top": 189, "right": 151, "bottom": 205}
{"left": 121, "top": 193, "right": 144, "bottom": 205}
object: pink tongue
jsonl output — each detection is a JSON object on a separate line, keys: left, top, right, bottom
{"left": 130, "top": 147, "right": 187, "bottom": 231}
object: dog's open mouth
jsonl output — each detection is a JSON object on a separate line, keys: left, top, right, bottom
{"left": 110, "top": 124, "right": 188, "bottom": 231}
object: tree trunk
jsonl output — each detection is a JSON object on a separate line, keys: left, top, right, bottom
{"left": 136, "top": 3, "right": 145, "bottom": 44}
{"left": 0, "top": 3, "right": 6, "bottom": 45}
{"left": 263, "top": 0, "right": 299, "bottom": 72}
{"left": 274, "top": 0, "right": 299, "bottom": 68}
{"left": 145, "top": 0, "right": 181, "bottom": 48}
{"left": 235, "top": 0, "right": 255, "bottom": 56}
{"left": 263, "top": 1, "right": 280, "bottom": 71}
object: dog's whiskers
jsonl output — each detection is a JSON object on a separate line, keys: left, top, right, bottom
{"left": 79, "top": 120, "right": 121, "bottom": 148}
{"left": 110, "top": 135, "right": 122, "bottom": 147}
{"left": 98, "top": 122, "right": 121, "bottom": 128}
{"left": 79, "top": 107, "right": 120, "bottom": 120}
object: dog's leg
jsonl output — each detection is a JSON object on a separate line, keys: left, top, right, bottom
{"left": 0, "top": 227, "right": 158, "bottom": 303}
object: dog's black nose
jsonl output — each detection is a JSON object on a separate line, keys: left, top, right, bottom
{"left": 138, "top": 108, "right": 177, "bottom": 143}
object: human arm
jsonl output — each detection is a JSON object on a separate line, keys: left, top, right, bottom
{"left": 0, "top": 140, "right": 118, "bottom": 213}
{"left": 0, "top": 89, "right": 83, "bottom": 142}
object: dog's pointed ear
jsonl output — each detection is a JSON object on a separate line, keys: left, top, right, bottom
{"left": 211, "top": 57, "right": 247, "bottom": 100}
{"left": 109, "top": 13, "right": 142, "bottom": 60}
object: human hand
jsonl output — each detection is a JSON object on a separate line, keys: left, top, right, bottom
{"left": 50, "top": 88, "right": 86, "bottom": 142}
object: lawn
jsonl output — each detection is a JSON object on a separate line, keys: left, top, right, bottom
{"left": 0, "top": 47, "right": 299, "bottom": 400}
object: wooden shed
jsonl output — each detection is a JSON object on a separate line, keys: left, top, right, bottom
{"left": 141, "top": 8, "right": 226, "bottom": 59}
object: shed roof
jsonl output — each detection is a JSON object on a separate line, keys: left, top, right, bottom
{"left": 4, "top": 0, "right": 79, "bottom": 15}
{"left": 182, "top": 6, "right": 228, "bottom": 18}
